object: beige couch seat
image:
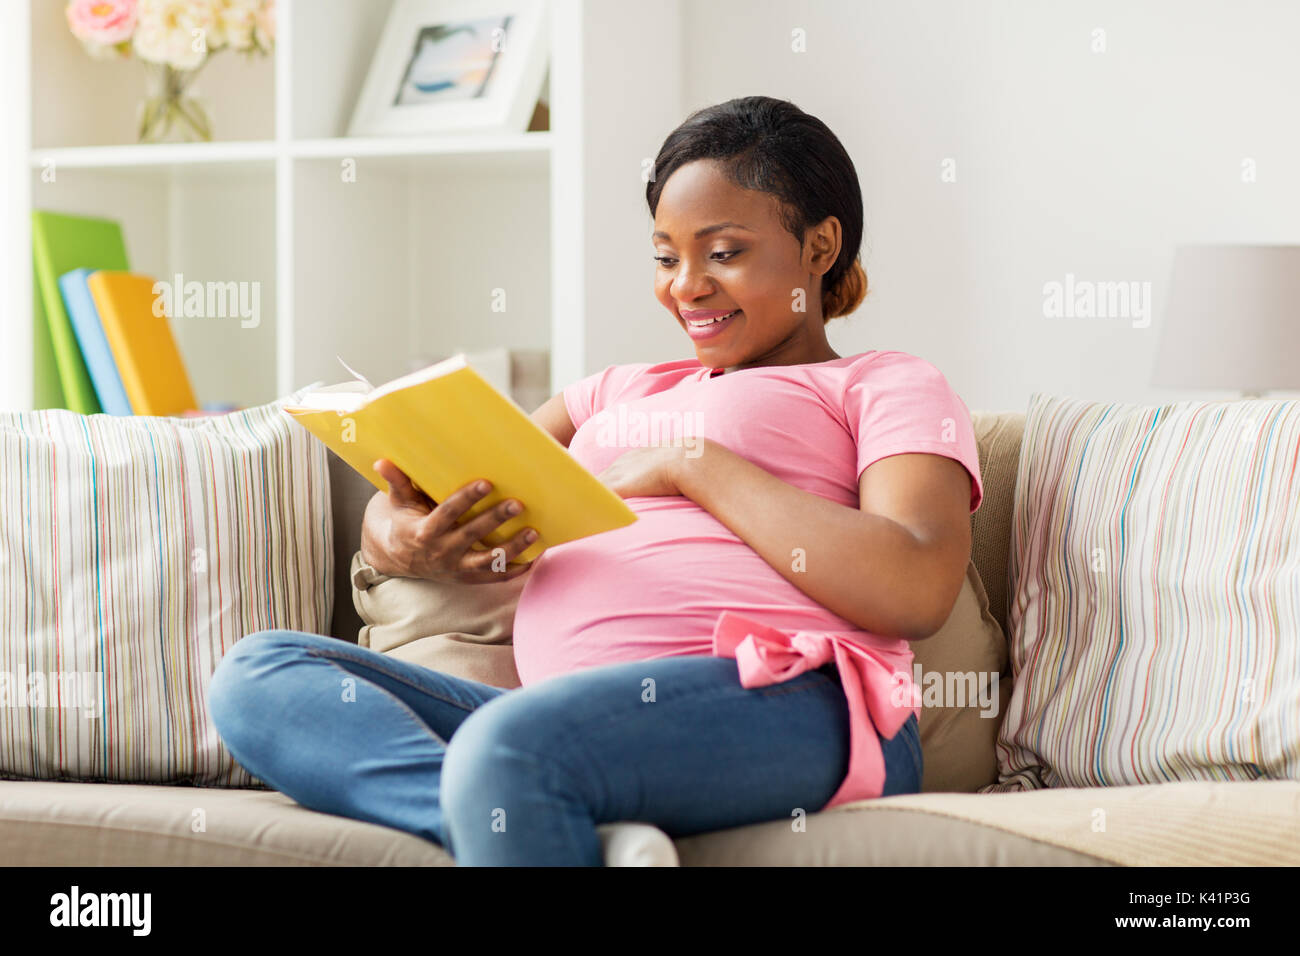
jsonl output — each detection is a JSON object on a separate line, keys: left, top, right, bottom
{"left": 0, "top": 777, "right": 1095, "bottom": 866}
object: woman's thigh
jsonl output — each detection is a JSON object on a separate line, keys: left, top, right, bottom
{"left": 443, "top": 654, "right": 872, "bottom": 838}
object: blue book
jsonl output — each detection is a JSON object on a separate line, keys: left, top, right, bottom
{"left": 57, "top": 268, "right": 133, "bottom": 415}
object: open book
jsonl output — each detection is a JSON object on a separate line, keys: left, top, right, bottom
{"left": 281, "top": 354, "right": 637, "bottom": 564}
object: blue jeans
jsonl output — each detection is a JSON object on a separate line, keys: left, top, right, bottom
{"left": 206, "top": 629, "right": 923, "bottom": 866}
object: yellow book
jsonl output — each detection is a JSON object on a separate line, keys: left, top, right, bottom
{"left": 281, "top": 354, "right": 637, "bottom": 564}
{"left": 86, "top": 271, "right": 198, "bottom": 416}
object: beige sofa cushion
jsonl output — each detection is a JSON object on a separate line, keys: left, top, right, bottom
{"left": 0, "top": 778, "right": 1097, "bottom": 866}
{"left": 911, "top": 560, "right": 1011, "bottom": 793}
{"left": 8, "top": 773, "right": 1293, "bottom": 866}
{"left": 968, "top": 410, "right": 1025, "bottom": 638}
{"left": 350, "top": 550, "right": 523, "bottom": 689}
{"left": 12, "top": 774, "right": 1290, "bottom": 866}
{"left": 677, "top": 779, "right": 1300, "bottom": 866}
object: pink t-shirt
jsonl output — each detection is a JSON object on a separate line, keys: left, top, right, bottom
{"left": 512, "top": 350, "right": 983, "bottom": 807}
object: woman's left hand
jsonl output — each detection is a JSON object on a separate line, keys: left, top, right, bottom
{"left": 596, "top": 444, "right": 696, "bottom": 498}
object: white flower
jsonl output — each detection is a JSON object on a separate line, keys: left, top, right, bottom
{"left": 132, "top": 0, "right": 218, "bottom": 70}
{"left": 253, "top": 0, "right": 274, "bottom": 49}
{"left": 211, "top": 0, "right": 259, "bottom": 51}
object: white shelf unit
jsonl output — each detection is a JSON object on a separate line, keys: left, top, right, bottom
{"left": 4, "top": 0, "right": 689, "bottom": 412}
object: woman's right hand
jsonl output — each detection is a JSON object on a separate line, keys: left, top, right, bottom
{"left": 359, "top": 458, "right": 538, "bottom": 584}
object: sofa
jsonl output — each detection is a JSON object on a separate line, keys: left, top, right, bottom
{"left": 2, "top": 408, "right": 1297, "bottom": 866}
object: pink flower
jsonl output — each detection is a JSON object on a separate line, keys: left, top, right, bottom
{"left": 65, "top": 0, "right": 138, "bottom": 46}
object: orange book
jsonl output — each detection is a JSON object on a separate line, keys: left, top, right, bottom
{"left": 86, "top": 271, "right": 198, "bottom": 416}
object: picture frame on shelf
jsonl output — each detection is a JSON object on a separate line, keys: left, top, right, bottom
{"left": 347, "top": 0, "right": 550, "bottom": 138}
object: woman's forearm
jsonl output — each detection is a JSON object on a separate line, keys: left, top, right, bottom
{"left": 672, "top": 439, "right": 940, "bottom": 640}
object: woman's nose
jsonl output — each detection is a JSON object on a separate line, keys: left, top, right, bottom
{"left": 671, "top": 262, "right": 714, "bottom": 301}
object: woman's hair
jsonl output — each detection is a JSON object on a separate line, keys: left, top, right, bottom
{"left": 646, "top": 95, "right": 867, "bottom": 321}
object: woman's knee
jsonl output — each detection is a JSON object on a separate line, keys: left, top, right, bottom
{"left": 440, "top": 692, "right": 578, "bottom": 816}
{"left": 207, "top": 629, "right": 319, "bottom": 728}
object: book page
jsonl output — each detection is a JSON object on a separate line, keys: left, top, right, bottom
{"left": 281, "top": 380, "right": 371, "bottom": 412}
{"left": 284, "top": 352, "right": 474, "bottom": 412}
{"left": 367, "top": 352, "right": 469, "bottom": 401}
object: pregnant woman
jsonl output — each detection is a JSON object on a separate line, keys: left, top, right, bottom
{"left": 207, "top": 95, "right": 983, "bottom": 866}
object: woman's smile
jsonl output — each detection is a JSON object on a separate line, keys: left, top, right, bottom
{"left": 682, "top": 308, "right": 743, "bottom": 340}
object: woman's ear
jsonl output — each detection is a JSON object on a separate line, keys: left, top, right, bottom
{"left": 803, "top": 215, "right": 842, "bottom": 279}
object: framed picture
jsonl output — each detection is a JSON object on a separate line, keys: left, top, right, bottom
{"left": 347, "top": 0, "right": 549, "bottom": 137}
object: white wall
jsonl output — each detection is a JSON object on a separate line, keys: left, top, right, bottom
{"left": 576, "top": 0, "right": 687, "bottom": 376}
{"left": 0, "top": 1, "right": 31, "bottom": 410}
{"left": 591, "top": 0, "right": 1300, "bottom": 411}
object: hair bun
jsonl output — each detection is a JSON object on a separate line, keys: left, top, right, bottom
{"left": 823, "top": 257, "right": 867, "bottom": 320}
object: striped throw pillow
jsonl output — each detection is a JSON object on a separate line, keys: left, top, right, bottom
{"left": 984, "top": 392, "right": 1300, "bottom": 792}
{"left": 0, "top": 394, "right": 332, "bottom": 786}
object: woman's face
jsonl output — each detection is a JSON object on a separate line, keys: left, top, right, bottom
{"left": 651, "top": 159, "right": 841, "bottom": 370}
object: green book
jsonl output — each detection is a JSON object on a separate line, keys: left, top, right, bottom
{"left": 31, "top": 211, "right": 131, "bottom": 413}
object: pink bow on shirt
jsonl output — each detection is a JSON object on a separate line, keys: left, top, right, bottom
{"left": 710, "top": 609, "right": 918, "bottom": 809}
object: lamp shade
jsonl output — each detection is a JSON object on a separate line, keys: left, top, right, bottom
{"left": 1151, "top": 245, "right": 1300, "bottom": 393}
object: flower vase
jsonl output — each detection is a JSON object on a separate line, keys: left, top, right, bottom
{"left": 138, "top": 62, "right": 211, "bottom": 143}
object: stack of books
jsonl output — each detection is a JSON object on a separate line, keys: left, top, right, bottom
{"left": 31, "top": 210, "right": 211, "bottom": 417}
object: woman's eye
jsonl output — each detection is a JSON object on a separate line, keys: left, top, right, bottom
{"left": 653, "top": 250, "right": 738, "bottom": 266}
